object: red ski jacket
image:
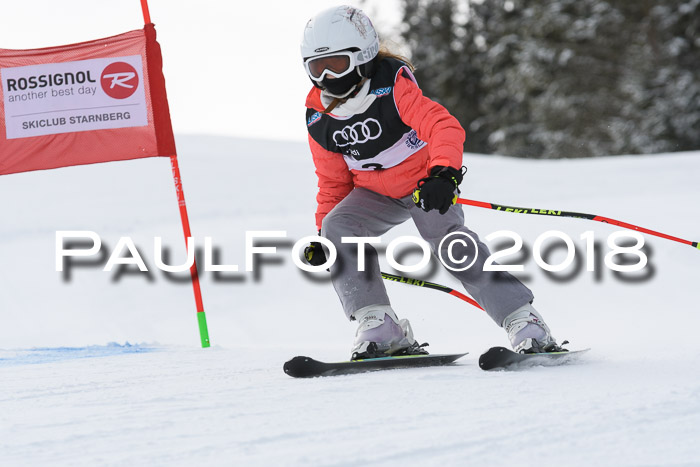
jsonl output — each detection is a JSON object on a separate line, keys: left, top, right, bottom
{"left": 305, "top": 68, "right": 465, "bottom": 231}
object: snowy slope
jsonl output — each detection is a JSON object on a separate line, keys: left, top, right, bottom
{"left": 1, "top": 135, "right": 699, "bottom": 466}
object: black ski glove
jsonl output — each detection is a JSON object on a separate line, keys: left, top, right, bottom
{"left": 304, "top": 240, "right": 328, "bottom": 267}
{"left": 412, "top": 166, "right": 465, "bottom": 214}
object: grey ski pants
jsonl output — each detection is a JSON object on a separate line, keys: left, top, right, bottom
{"left": 320, "top": 187, "right": 534, "bottom": 327}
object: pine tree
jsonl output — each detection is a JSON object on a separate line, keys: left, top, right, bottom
{"left": 398, "top": 0, "right": 700, "bottom": 157}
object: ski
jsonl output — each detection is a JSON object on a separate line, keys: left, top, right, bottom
{"left": 284, "top": 352, "right": 468, "bottom": 378}
{"left": 478, "top": 346, "right": 590, "bottom": 371}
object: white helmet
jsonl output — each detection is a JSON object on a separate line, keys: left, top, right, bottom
{"left": 301, "top": 5, "right": 380, "bottom": 96}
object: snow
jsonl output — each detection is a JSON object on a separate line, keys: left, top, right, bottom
{"left": 1, "top": 136, "right": 699, "bottom": 465}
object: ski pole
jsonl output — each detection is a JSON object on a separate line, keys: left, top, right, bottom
{"left": 380, "top": 272, "right": 484, "bottom": 311}
{"left": 456, "top": 198, "right": 700, "bottom": 250}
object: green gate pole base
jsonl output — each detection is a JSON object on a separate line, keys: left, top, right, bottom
{"left": 197, "top": 311, "right": 211, "bottom": 348}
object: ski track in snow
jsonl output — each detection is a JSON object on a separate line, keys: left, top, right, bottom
{"left": 1, "top": 136, "right": 699, "bottom": 465}
{"left": 1, "top": 347, "right": 699, "bottom": 466}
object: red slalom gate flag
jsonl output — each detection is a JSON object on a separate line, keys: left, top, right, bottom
{"left": 0, "top": 24, "right": 175, "bottom": 175}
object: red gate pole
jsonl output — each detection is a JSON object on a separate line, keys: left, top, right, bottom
{"left": 170, "top": 155, "right": 210, "bottom": 348}
{"left": 140, "top": 0, "right": 210, "bottom": 347}
{"left": 140, "top": 0, "right": 151, "bottom": 24}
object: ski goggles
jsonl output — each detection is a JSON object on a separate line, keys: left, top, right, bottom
{"left": 304, "top": 50, "right": 356, "bottom": 82}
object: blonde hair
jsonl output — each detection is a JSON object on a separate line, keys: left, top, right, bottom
{"left": 376, "top": 44, "right": 415, "bottom": 72}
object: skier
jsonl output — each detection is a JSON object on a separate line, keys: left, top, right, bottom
{"left": 300, "top": 5, "right": 562, "bottom": 359}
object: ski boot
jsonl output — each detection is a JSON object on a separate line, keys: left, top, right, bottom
{"left": 503, "top": 303, "right": 564, "bottom": 354}
{"left": 350, "top": 305, "right": 428, "bottom": 360}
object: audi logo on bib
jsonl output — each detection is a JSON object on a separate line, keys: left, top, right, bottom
{"left": 333, "top": 118, "right": 382, "bottom": 147}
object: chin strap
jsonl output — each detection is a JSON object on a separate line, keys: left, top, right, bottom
{"left": 321, "top": 78, "right": 367, "bottom": 115}
{"left": 321, "top": 97, "right": 342, "bottom": 115}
